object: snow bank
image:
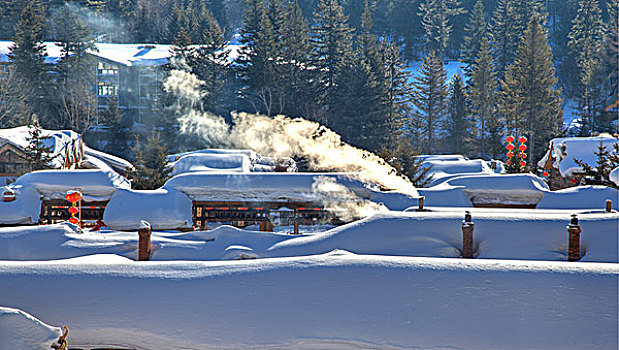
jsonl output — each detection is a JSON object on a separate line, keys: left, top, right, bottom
{"left": 610, "top": 167, "right": 619, "bottom": 186}
{"left": 0, "top": 307, "right": 62, "bottom": 350}
{"left": 103, "top": 188, "right": 193, "bottom": 230}
{"left": 83, "top": 146, "right": 134, "bottom": 173}
{"left": 537, "top": 185, "right": 619, "bottom": 210}
{"left": 423, "top": 158, "right": 493, "bottom": 186}
{"left": 0, "top": 185, "right": 41, "bottom": 225}
{"left": 1, "top": 210, "right": 616, "bottom": 262}
{"left": 538, "top": 135, "right": 619, "bottom": 177}
{"left": 0, "top": 254, "right": 615, "bottom": 349}
{"left": 11, "top": 169, "right": 130, "bottom": 201}
{"left": 164, "top": 172, "right": 372, "bottom": 202}
{"left": 169, "top": 153, "right": 252, "bottom": 175}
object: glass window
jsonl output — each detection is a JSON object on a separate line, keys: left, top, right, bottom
{"left": 97, "top": 61, "right": 118, "bottom": 75}
{"left": 97, "top": 82, "right": 118, "bottom": 96}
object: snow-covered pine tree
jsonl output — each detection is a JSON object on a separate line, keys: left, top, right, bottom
{"left": 574, "top": 142, "right": 619, "bottom": 189}
{"left": 499, "top": 16, "right": 563, "bottom": 167}
{"left": 411, "top": 50, "right": 448, "bottom": 154}
{"left": 129, "top": 132, "right": 171, "bottom": 190}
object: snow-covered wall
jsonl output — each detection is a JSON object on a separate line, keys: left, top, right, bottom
{"left": 0, "top": 254, "right": 616, "bottom": 349}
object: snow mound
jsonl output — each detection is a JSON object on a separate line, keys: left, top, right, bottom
{"left": 610, "top": 167, "right": 619, "bottom": 186}
{"left": 167, "top": 149, "right": 259, "bottom": 163}
{"left": 538, "top": 185, "right": 619, "bottom": 210}
{"left": 83, "top": 146, "right": 134, "bottom": 173}
{"left": 169, "top": 153, "right": 252, "bottom": 175}
{"left": 538, "top": 135, "right": 619, "bottom": 177}
{"left": 164, "top": 172, "right": 372, "bottom": 202}
{"left": 0, "top": 307, "right": 62, "bottom": 350}
{"left": 0, "top": 184, "right": 41, "bottom": 224}
{"left": 423, "top": 158, "right": 493, "bottom": 186}
{"left": 103, "top": 188, "right": 193, "bottom": 230}
{"left": 11, "top": 169, "right": 130, "bottom": 201}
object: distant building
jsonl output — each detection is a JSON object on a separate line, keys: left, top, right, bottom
{"left": 0, "top": 41, "right": 173, "bottom": 128}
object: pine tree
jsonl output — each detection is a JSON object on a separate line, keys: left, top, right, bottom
{"left": 603, "top": 0, "right": 619, "bottom": 133}
{"left": 411, "top": 50, "right": 448, "bottom": 154}
{"left": 381, "top": 38, "right": 412, "bottom": 148}
{"left": 310, "top": 0, "right": 354, "bottom": 123}
{"left": 468, "top": 37, "right": 501, "bottom": 159}
{"left": 8, "top": 1, "right": 56, "bottom": 126}
{"left": 52, "top": 4, "right": 98, "bottom": 131}
{"left": 574, "top": 142, "right": 619, "bottom": 189}
{"left": 444, "top": 74, "right": 472, "bottom": 155}
{"left": 129, "top": 132, "right": 172, "bottom": 190}
{"left": 100, "top": 97, "right": 129, "bottom": 159}
{"left": 460, "top": 0, "right": 486, "bottom": 75}
{"left": 490, "top": 0, "right": 546, "bottom": 77}
{"left": 376, "top": 141, "right": 435, "bottom": 187}
{"left": 568, "top": 0, "right": 606, "bottom": 135}
{"left": 0, "top": 0, "right": 29, "bottom": 40}
{"left": 23, "top": 121, "right": 56, "bottom": 172}
{"left": 418, "top": 0, "right": 465, "bottom": 58}
{"left": 499, "top": 17, "right": 563, "bottom": 167}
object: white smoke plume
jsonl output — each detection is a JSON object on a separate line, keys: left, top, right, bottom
{"left": 164, "top": 70, "right": 417, "bottom": 195}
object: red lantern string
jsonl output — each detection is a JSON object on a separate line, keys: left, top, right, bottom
{"left": 519, "top": 160, "right": 526, "bottom": 167}
{"left": 518, "top": 144, "right": 527, "bottom": 151}
{"left": 505, "top": 136, "right": 515, "bottom": 143}
{"left": 506, "top": 151, "right": 514, "bottom": 158}
{"left": 543, "top": 171, "right": 549, "bottom": 177}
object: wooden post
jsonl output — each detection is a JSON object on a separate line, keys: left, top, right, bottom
{"left": 293, "top": 221, "right": 300, "bottom": 235}
{"left": 567, "top": 214, "right": 582, "bottom": 262}
{"left": 138, "top": 221, "right": 152, "bottom": 261}
{"left": 416, "top": 196, "right": 426, "bottom": 212}
{"left": 606, "top": 200, "right": 612, "bottom": 212}
{"left": 259, "top": 220, "right": 273, "bottom": 232}
{"left": 462, "top": 211, "right": 474, "bottom": 259}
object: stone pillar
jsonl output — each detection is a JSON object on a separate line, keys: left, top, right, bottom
{"left": 462, "top": 211, "right": 474, "bottom": 259}
{"left": 567, "top": 214, "right": 582, "bottom": 262}
{"left": 138, "top": 220, "right": 152, "bottom": 261}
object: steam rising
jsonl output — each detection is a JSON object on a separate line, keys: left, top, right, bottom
{"left": 312, "top": 176, "right": 389, "bottom": 221}
{"left": 165, "top": 70, "right": 416, "bottom": 195}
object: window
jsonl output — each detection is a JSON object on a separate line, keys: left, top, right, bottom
{"left": 98, "top": 82, "right": 118, "bottom": 96}
{"left": 97, "top": 61, "right": 118, "bottom": 75}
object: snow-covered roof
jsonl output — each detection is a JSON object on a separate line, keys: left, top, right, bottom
{"left": 167, "top": 149, "right": 260, "bottom": 163}
{"left": 89, "top": 43, "right": 172, "bottom": 67}
{"left": 538, "top": 135, "right": 619, "bottom": 177}
{"left": 0, "top": 126, "right": 83, "bottom": 169}
{"left": 83, "top": 146, "right": 134, "bottom": 173}
{"left": 10, "top": 169, "right": 130, "bottom": 201}
{"left": 422, "top": 158, "right": 493, "bottom": 186}
{"left": 164, "top": 172, "right": 370, "bottom": 202}
{"left": 169, "top": 153, "right": 252, "bottom": 175}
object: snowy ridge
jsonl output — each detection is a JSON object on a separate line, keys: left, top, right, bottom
{"left": 0, "top": 254, "right": 616, "bottom": 350}
{"left": 0, "top": 307, "right": 62, "bottom": 350}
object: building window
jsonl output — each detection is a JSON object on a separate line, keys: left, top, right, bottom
{"left": 0, "top": 63, "right": 9, "bottom": 80}
{"left": 97, "top": 61, "right": 118, "bottom": 75}
{"left": 98, "top": 82, "right": 118, "bottom": 96}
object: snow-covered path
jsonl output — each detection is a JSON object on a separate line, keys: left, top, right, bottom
{"left": 1, "top": 253, "right": 617, "bottom": 349}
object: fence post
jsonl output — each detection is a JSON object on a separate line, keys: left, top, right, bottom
{"left": 462, "top": 211, "right": 474, "bottom": 259}
{"left": 606, "top": 200, "right": 612, "bottom": 212}
{"left": 567, "top": 214, "right": 582, "bottom": 261}
{"left": 138, "top": 220, "right": 152, "bottom": 261}
{"left": 416, "top": 196, "right": 426, "bottom": 212}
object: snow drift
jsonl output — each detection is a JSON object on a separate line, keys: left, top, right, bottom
{"left": 0, "top": 307, "right": 62, "bottom": 350}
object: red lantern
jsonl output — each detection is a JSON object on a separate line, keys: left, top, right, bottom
{"left": 506, "top": 143, "right": 515, "bottom": 150}
{"left": 68, "top": 217, "right": 79, "bottom": 224}
{"left": 518, "top": 144, "right": 527, "bottom": 151}
{"left": 519, "top": 160, "right": 526, "bottom": 167}
{"left": 506, "top": 151, "right": 514, "bottom": 158}
{"left": 68, "top": 206, "right": 79, "bottom": 215}
{"left": 66, "top": 190, "right": 81, "bottom": 203}
{"left": 543, "top": 171, "right": 549, "bottom": 177}
{"left": 505, "top": 135, "right": 515, "bottom": 143}
{"left": 518, "top": 136, "right": 527, "bottom": 143}
{"left": 506, "top": 160, "right": 512, "bottom": 166}
{"left": 570, "top": 178, "right": 577, "bottom": 184}
{"left": 519, "top": 152, "right": 527, "bottom": 159}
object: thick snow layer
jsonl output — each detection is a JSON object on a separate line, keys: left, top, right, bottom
{"left": 0, "top": 185, "right": 41, "bottom": 225}
{"left": 0, "top": 254, "right": 616, "bottom": 349}
{"left": 0, "top": 307, "right": 62, "bottom": 350}
{"left": 103, "top": 188, "right": 193, "bottom": 230}
{"left": 1, "top": 210, "right": 616, "bottom": 262}
{"left": 442, "top": 173, "right": 549, "bottom": 206}
{"left": 88, "top": 43, "right": 172, "bottom": 66}
{"left": 167, "top": 148, "right": 260, "bottom": 163}
{"left": 11, "top": 169, "right": 130, "bottom": 201}
{"left": 164, "top": 172, "right": 373, "bottom": 202}
{"left": 169, "top": 153, "right": 252, "bottom": 175}
{"left": 537, "top": 185, "right": 619, "bottom": 210}
{"left": 0, "top": 126, "right": 83, "bottom": 169}
{"left": 538, "top": 135, "right": 619, "bottom": 177}
{"left": 423, "top": 158, "right": 493, "bottom": 186}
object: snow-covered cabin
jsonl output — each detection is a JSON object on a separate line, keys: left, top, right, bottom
{"left": 166, "top": 149, "right": 297, "bottom": 175}
{"left": 538, "top": 135, "right": 619, "bottom": 189}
